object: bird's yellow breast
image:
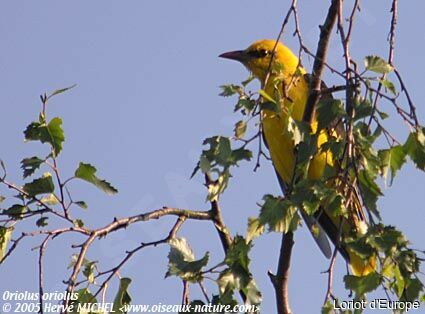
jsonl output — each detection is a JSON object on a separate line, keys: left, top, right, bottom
{"left": 261, "top": 73, "right": 332, "bottom": 184}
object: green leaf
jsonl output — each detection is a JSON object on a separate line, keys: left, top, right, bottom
{"left": 74, "top": 162, "right": 118, "bottom": 195}
{"left": 225, "top": 236, "right": 251, "bottom": 272}
{"left": 73, "top": 219, "right": 85, "bottom": 228}
{"left": 48, "top": 84, "right": 77, "bottom": 99}
{"left": 36, "top": 217, "right": 49, "bottom": 227}
{"left": 292, "top": 180, "right": 333, "bottom": 217}
{"left": 207, "top": 171, "right": 229, "bottom": 202}
{"left": 242, "top": 279, "right": 262, "bottom": 306}
{"left": 380, "top": 78, "right": 397, "bottom": 95}
{"left": 46, "top": 117, "right": 65, "bottom": 156}
{"left": 396, "top": 250, "right": 420, "bottom": 274}
{"left": 74, "top": 201, "right": 88, "bottom": 209}
{"left": 367, "top": 225, "right": 407, "bottom": 253}
{"left": 234, "top": 120, "right": 247, "bottom": 139}
{"left": 246, "top": 217, "right": 265, "bottom": 243}
{"left": 296, "top": 133, "right": 317, "bottom": 167}
{"left": 231, "top": 147, "right": 252, "bottom": 164}
{"left": 364, "top": 55, "right": 393, "bottom": 74}
{"left": 3, "top": 204, "right": 28, "bottom": 219}
{"left": 259, "top": 195, "right": 301, "bottom": 233}
{"left": 358, "top": 170, "right": 382, "bottom": 217}
{"left": 241, "top": 75, "right": 255, "bottom": 87}
{"left": 217, "top": 269, "right": 261, "bottom": 306}
{"left": 353, "top": 98, "right": 373, "bottom": 121}
{"left": 23, "top": 118, "right": 65, "bottom": 156}
{"left": 69, "top": 288, "right": 97, "bottom": 314}
{"left": 197, "top": 155, "right": 211, "bottom": 174}
{"left": 345, "top": 237, "right": 375, "bottom": 260}
{"left": 404, "top": 129, "right": 425, "bottom": 170}
{"left": 24, "top": 121, "right": 46, "bottom": 141}
{"left": 23, "top": 173, "right": 55, "bottom": 196}
{"left": 40, "top": 193, "right": 59, "bottom": 205}
{"left": 194, "top": 136, "right": 251, "bottom": 199}
{"left": 259, "top": 89, "right": 276, "bottom": 103}
{"left": 166, "top": 237, "right": 209, "bottom": 282}
{"left": 0, "top": 159, "right": 6, "bottom": 177}
{"left": 235, "top": 98, "right": 255, "bottom": 113}
{"left": 113, "top": 278, "right": 132, "bottom": 313}
{"left": 326, "top": 193, "right": 347, "bottom": 218}
{"left": 202, "top": 136, "right": 231, "bottom": 165}
{"left": 316, "top": 99, "right": 346, "bottom": 130}
{"left": 260, "top": 101, "right": 280, "bottom": 114}
{"left": 0, "top": 196, "right": 5, "bottom": 203}
{"left": 344, "top": 272, "right": 382, "bottom": 297}
{"left": 404, "top": 277, "right": 424, "bottom": 302}
{"left": 321, "top": 300, "right": 334, "bottom": 314}
{"left": 219, "top": 84, "right": 242, "bottom": 97}
{"left": 217, "top": 269, "right": 241, "bottom": 295}
{"left": 285, "top": 117, "right": 307, "bottom": 147}
{"left": 82, "top": 261, "right": 97, "bottom": 284}
{"left": 378, "top": 145, "right": 407, "bottom": 185}
{"left": 201, "top": 136, "right": 252, "bottom": 168}
{"left": 377, "top": 109, "right": 389, "bottom": 120}
{"left": 21, "top": 156, "right": 44, "bottom": 178}
{"left": 0, "top": 227, "right": 12, "bottom": 262}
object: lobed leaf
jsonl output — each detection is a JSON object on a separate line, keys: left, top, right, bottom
{"left": 380, "top": 78, "right": 397, "bottom": 95}
{"left": 259, "top": 195, "right": 301, "bottom": 234}
{"left": 166, "top": 237, "right": 209, "bottom": 282}
{"left": 23, "top": 118, "right": 65, "bottom": 156}
{"left": 23, "top": 173, "right": 55, "bottom": 196}
{"left": 246, "top": 217, "right": 265, "bottom": 243}
{"left": 364, "top": 55, "right": 393, "bottom": 74}
{"left": 344, "top": 272, "right": 382, "bottom": 297}
{"left": 404, "top": 128, "right": 425, "bottom": 171}
{"left": 316, "top": 99, "right": 346, "bottom": 131}
{"left": 21, "top": 156, "right": 45, "bottom": 178}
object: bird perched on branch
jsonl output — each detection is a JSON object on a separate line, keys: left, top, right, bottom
{"left": 220, "top": 39, "right": 376, "bottom": 276}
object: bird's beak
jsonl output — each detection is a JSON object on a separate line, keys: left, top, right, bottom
{"left": 219, "top": 50, "right": 247, "bottom": 63}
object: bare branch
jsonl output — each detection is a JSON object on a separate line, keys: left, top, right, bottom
{"left": 182, "top": 280, "right": 189, "bottom": 305}
{"left": 92, "top": 217, "right": 186, "bottom": 299}
{"left": 272, "top": 232, "right": 294, "bottom": 314}
{"left": 303, "top": 0, "right": 339, "bottom": 124}
{"left": 38, "top": 235, "right": 50, "bottom": 314}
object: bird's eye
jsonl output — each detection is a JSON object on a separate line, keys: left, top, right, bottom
{"left": 247, "top": 49, "right": 270, "bottom": 58}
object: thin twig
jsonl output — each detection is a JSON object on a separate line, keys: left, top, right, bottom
{"left": 92, "top": 217, "right": 186, "bottom": 299}
{"left": 38, "top": 235, "right": 51, "bottom": 314}
{"left": 182, "top": 280, "right": 189, "bottom": 305}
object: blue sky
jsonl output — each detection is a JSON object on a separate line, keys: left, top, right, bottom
{"left": 1, "top": 1, "right": 424, "bottom": 313}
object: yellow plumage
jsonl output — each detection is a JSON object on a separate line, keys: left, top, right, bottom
{"left": 220, "top": 39, "right": 376, "bottom": 276}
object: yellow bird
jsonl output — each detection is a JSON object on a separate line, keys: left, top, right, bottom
{"left": 220, "top": 39, "right": 376, "bottom": 276}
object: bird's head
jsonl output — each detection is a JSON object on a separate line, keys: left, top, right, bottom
{"left": 219, "top": 39, "right": 300, "bottom": 83}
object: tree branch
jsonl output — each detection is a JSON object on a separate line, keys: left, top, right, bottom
{"left": 270, "top": 232, "right": 294, "bottom": 314}
{"left": 272, "top": 1, "right": 339, "bottom": 313}
{"left": 303, "top": 0, "right": 339, "bottom": 124}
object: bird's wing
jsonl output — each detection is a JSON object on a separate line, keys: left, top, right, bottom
{"left": 275, "top": 168, "right": 333, "bottom": 259}
{"left": 264, "top": 130, "right": 333, "bottom": 259}
{"left": 303, "top": 73, "right": 368, "bottom": 256}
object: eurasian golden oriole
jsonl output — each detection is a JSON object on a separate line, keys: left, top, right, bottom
{"left": 220, "top": 39, "right": 375, "bottom": 276}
